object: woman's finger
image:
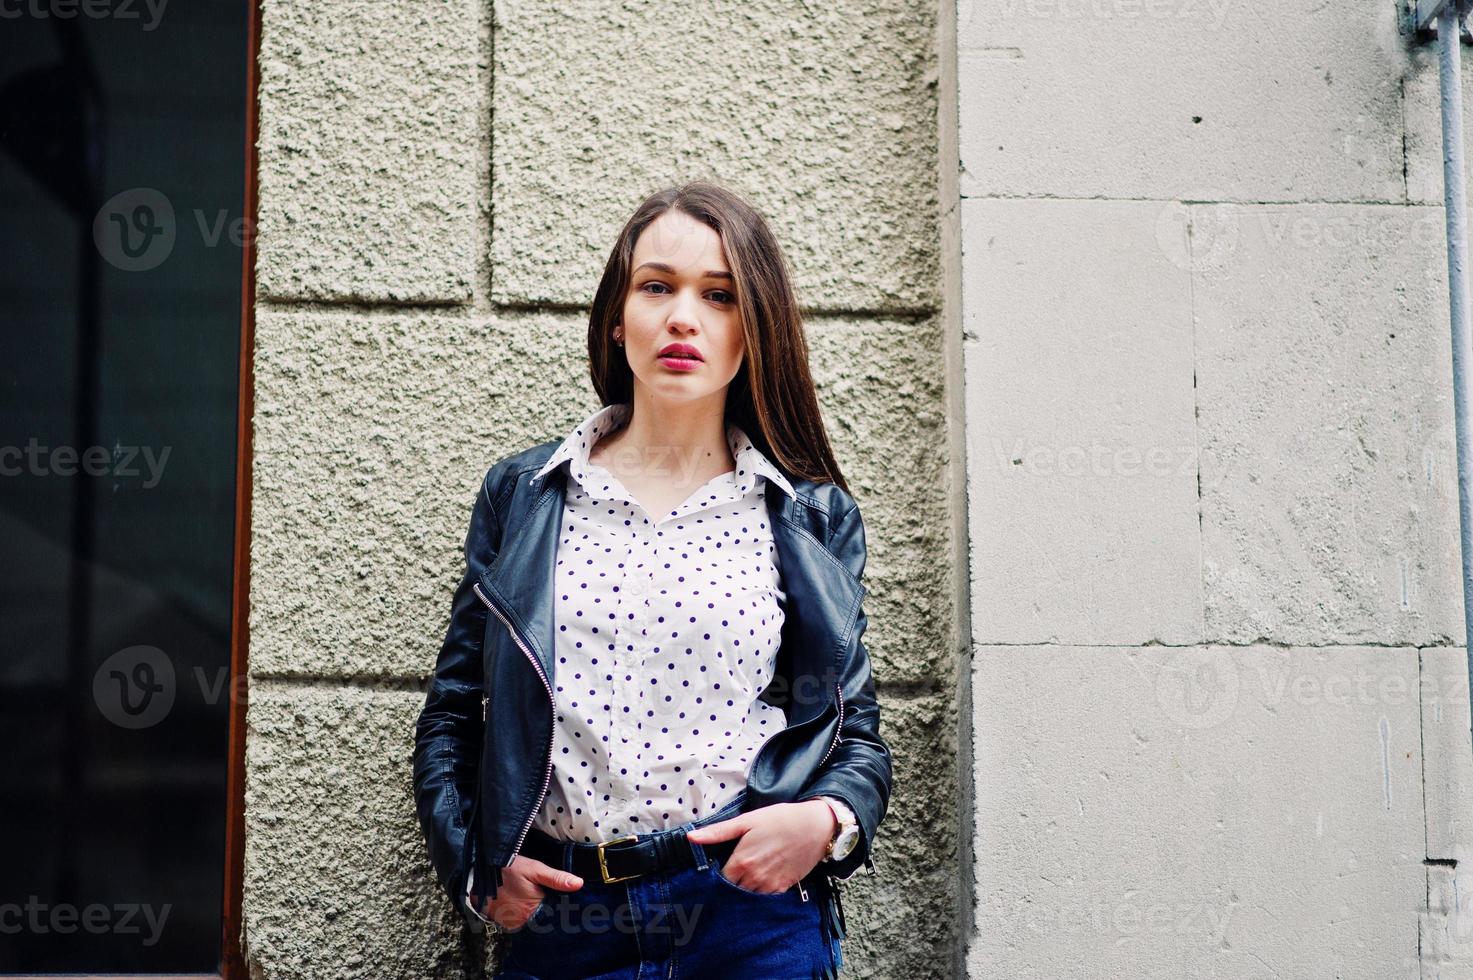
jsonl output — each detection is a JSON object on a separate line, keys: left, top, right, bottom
{"left": 685, "top": 813, "right": 751, "bottom": 843}
{"left": 516, "top": 856, "right": 584, "bottom": 892}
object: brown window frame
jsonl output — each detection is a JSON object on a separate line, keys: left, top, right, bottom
{"left": 216, "top": 0, "right": 261, "bottom": 974}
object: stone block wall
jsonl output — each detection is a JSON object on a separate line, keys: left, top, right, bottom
{"left": 243, "top": 1, "right": 960, "bottom": 977}
{"left": 959, "top": 3, "right": 1473, "bottom": 976}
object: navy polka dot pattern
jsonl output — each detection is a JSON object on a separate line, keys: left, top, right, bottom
{"left": 527, "top": 402, "right": 799, "bottom": 844}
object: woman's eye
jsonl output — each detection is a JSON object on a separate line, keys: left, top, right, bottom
{"left": 639, "top": 282, "right": 732, "bottom": 304}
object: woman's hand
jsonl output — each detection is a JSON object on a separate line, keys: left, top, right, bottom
{"left": 684, "top": 800, "right": 837, "bottom": 894}
{"left": 476, "top": 855, "right": 583, "bottom": 931}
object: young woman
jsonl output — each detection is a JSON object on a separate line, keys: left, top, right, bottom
{"left": 412, "top": 181, "right": 892, "bottom": 979}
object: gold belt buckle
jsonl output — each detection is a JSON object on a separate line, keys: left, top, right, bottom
{"left": 596, "top": 835, "right": 641, "bottom": 884}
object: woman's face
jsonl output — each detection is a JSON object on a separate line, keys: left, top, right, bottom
{"left": 617, "top": 209, "right": 744, "bottom": 408}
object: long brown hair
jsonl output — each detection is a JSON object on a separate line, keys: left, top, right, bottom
{"left": 587, "top": 181, "right": 850, "bottom": 492}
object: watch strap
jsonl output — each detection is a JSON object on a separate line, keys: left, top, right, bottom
{"left": 817, "top": 795, "right": 857, "bottom": 861}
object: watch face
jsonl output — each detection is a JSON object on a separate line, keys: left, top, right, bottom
{"left": 831, "top": 825, "right": 860, "bottom": 861}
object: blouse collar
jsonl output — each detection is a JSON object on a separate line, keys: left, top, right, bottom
{"left": 533, "top": 402, "right": 797, "bottom": 502}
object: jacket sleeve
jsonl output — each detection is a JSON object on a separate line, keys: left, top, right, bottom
{"left": 412, "top": 465, "right": 502, "bottom": 927}
{"left": 797, "top": 496, "right": 892, "bottom": 880}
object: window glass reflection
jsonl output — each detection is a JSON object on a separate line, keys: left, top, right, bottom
{"left": 0, "top": 2, "right": 247, "bottom": 972}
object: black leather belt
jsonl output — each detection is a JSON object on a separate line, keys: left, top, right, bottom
{"left": 520, "top": 826, "right": 738, "bottom": 885}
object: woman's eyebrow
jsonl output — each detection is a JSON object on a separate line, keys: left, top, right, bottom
{"left": 633, "top": 261, "right": 733, "bottom": 281}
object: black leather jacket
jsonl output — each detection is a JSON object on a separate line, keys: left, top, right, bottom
{"left": 412, "top": 439, "right": 892, "bottom": 929}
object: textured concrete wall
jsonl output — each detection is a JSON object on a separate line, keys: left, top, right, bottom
{"left": 959, "top": 2, "right": 1473, "bottom": 977}
{"left": 244, "top": 0, "right": 957, "bottom": 977}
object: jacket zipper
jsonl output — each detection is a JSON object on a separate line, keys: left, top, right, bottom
{"left": 813, "top": 683, "right": 848, "bottom": 890}
{"left": 745, "top": 680, "right": 843, "bottom": 785}
{"left": 799, "top": 684, "right": 839, "bottom": 911}
{"left": 812, "top": 683, "right": 879, "bottom": 880}
{"left": 472, "top": 580, "right": 555, "bottom": 862}
{"left": 816, "top": 683, "right": 844, "bottom": 769}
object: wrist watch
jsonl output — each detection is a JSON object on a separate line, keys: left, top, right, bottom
{"left": 817, "top": 796, "right": 860, "bottom": 862}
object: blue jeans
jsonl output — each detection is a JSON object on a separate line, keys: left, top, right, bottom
{"left": 493, "top": 791, "right": 845, "bottom": 980}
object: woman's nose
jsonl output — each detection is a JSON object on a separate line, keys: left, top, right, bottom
{"left": 667, "top": 291, "right": 701, "bottom": 331}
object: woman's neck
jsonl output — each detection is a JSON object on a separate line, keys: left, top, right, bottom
{"left": 592, "top": 393, "right": 734, "bottom": 486}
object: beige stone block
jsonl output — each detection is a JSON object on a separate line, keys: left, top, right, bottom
{"left": 249, "top": 310, "right": 592, "bottom": 679}
{"left": 841, "top": 690, "right": 959, "bottom": 980}
{"left": 969, "top": 644, "right": 1424, "bottom": 979}
{"left": 250, "top": 310, "right": 953, "bottom": 687}
{"left": 242, "top": 684, "right": 467, "bottom": 978}
{"left": 957, "top": 0, "right": 1405, "bottom": 202}
{"left": 963, "top": 197, "right": 1201, "bottom": 645}
{"left": 1421, "top": 646, "right": 1473, "bottom": 860}
{"left": 490, "top": 0, "right": 940, "bottom": 312}
{"left": 1193, "top": 203, "right": 1464, "bottom": 646}
{"left": 257, "top": 0, "right": 478, "bottom": 302}
{"left": 242, "top": 683, "right": 953, "bottom": 978}
{"left": 809, "top": 317, "right": 953, "bottom": 684}
{"left": 1424, "top": 858, "right": 1473, "bottom": 979}
{"left": 1405, "top": 45, "right": 1473, "bottom": 207}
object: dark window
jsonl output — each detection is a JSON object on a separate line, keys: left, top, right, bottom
{"left": 0, "top": 1, "right": 252, "bottom": 974}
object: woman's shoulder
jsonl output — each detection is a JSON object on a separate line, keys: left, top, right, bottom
{"left": 785, "top": 475, "right": 860, "bottom": 524}
{"left": 491, "top": 437, "right": 561, "bottom": 474}
{"left": 766, "top": 473, "right": 863, "bottom": 558}
{"left": 478, "top": 438, "right": 561, "bottom": 505}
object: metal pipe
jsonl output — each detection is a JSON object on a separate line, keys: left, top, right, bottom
{"left": 1437, "top": 3, "right": 1473, "bottom": 755}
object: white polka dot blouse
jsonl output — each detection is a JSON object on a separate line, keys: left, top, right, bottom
{"left": 526, "top": 401, "right": 799, "bottom": 844}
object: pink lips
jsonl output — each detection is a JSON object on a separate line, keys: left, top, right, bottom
{"left": 657, "top": 354, "right": 702, "bottom": 372}
{"left": 657, "top": 343, "right": 704, "bottom": 371}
